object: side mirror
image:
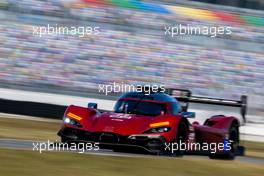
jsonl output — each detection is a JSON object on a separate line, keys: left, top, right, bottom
{"left": 88, "top": 102, "right": 97, "bottom": 109}
{"left": 181, "top": 112, "right": 195, "bottom": 118}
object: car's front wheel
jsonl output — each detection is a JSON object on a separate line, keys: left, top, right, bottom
{"left": 61, "top": 136, "right": 71, "bottom": 143}
{"left": 166, "top": 120, "right": 188, "bottom": 157}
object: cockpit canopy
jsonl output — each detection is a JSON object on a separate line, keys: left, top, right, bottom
{"left": 114, "top": 92, "right": 181, "bottom": 116}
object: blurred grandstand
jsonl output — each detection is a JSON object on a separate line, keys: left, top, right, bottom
{"left": 147, "top": 0, "right": 264, "bottom": 10}
{"left": 0, "top": 0, "right": 263, "bottom": 114}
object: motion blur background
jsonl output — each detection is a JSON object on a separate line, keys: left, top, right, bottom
{"left": 0, "top": 0, "right": 263, "bottom": 116}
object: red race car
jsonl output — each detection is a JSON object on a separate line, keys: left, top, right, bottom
{"left": 58, "top": 88, "right": 247, "bottom": 159}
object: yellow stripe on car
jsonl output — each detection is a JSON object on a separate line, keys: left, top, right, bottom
{"left": 67, "top": 112, "right": 83, "bottom": 121}
{"left": 150, "top": 121, "right": 170, "bottom": 128}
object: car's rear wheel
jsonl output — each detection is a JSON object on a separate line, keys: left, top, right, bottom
{"left": 209, "top": 121, "right": 239, "bottom": 160}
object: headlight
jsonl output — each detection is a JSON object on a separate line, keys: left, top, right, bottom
{"left": 63, "top": 116, "right": 82, "bottom": 127}
{"left": 145, "top": 126, "right": 171, "bottom": 134}
{"left": 64, "top": 117, "right": 71, "bottom": 124}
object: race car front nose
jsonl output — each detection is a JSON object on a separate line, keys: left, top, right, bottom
{"left": 127, "top": 135, "right": 166, "bottom": 153}
{"left": 128, "top": 134, "right": 163, "bottom": 140}
{"left": 58, "top": 127, "right": 166, "bottom": 153}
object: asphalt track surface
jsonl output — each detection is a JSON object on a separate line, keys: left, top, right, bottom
{"left": 0, "top": 138, "right": 263, "bottom": 164}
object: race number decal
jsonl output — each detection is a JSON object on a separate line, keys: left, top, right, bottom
{"left": 110, "top": 114, "right": 132, "bottom": 119}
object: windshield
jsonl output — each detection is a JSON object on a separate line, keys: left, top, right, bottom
{"left": 114, "top": 99, "right": 166, "bottom": 116}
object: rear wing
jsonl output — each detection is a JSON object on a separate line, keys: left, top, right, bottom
{"left": 166, "top": 88, "right": 247, "bottom": 123}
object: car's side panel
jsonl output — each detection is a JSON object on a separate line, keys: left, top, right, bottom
{"left": 194, "top": 115, "right": 239, "bottom": 143}
{"left": 205, "top": 115, "right": 239, "bottom": 129}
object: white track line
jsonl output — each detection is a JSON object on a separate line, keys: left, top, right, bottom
{"left": 0, "top": 113, "right": 60, "bottom": 122}
{"left": 0, "top": 88, "right": 115, "bottom": 111}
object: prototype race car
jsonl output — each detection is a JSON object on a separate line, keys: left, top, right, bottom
{"left": 58, "top": 88, "right": 247, "bottom": 159}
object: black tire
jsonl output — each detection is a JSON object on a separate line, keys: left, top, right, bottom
{"left": 227, "top": 123, "right": 239, "bottom": 159}
{"left": 173, "top": 120, "right": 188, "bottom": 157}
{"left": 209, "top": 122, "right": 239, "bottom": 160}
